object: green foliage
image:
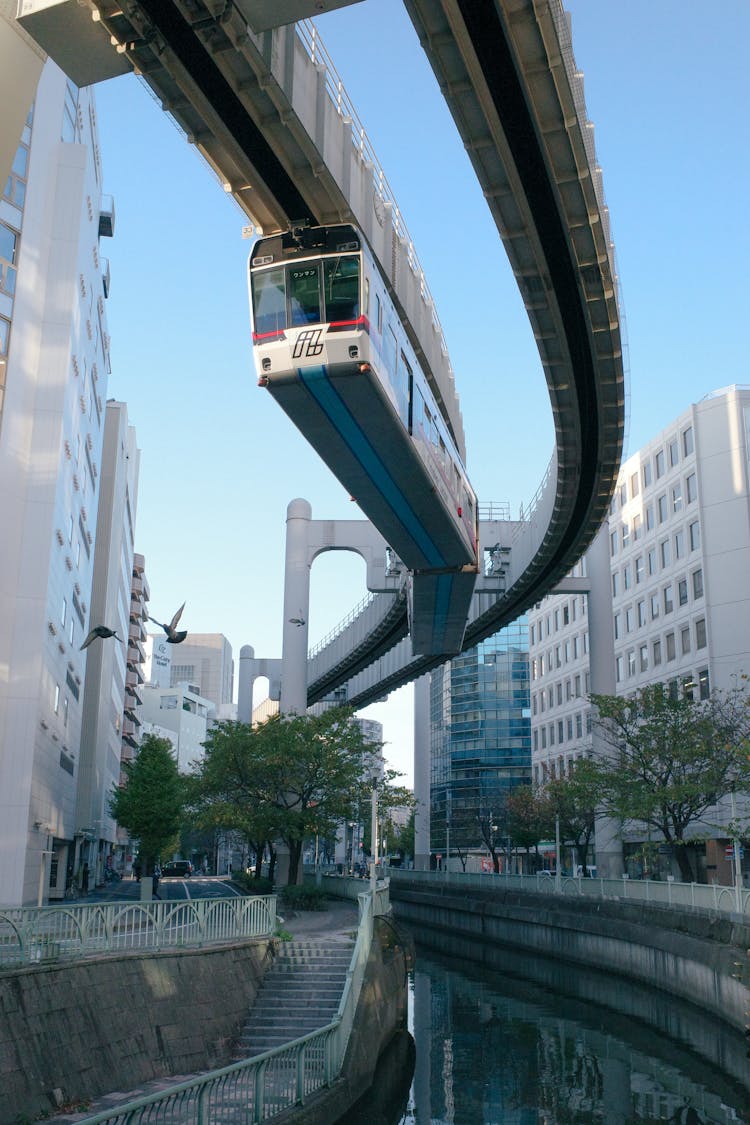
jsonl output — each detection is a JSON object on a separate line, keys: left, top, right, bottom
{"left": 391, "top": 809, "right": 415, "bottom": 860}
{"left": 232, "top": 871, "right": 274, "bottom": 896}
{"left": 193, "top": 706, "right": 373, "bottom": 884}
{"left": 505, "top": 785, "right": 553, "bottom": 852}
{"left": 108, "top": 734, "right": 184, "bottom": 871}
{"left": 280, "top": 884, "right": 328, "bottom": 911}
{"left": 541, "top": 757, "right": 604, "bottom": 873}
{"left": 592, "top": 683, "right": 750, "bottom": 880}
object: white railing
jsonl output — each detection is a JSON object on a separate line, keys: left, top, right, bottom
{"left": 389, "top": 868, "right": 750, "bottom": 916}
{"left": 56, "top": 885, "right": 387, "bottom": 1124}
{"left": 0, "top": 896, "right": 276, "bottom": 967}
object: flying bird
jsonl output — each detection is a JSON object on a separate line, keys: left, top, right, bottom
{"left": 289, "top": 616, "right": 306, "bottom": 627}
{"left": 149, "top": 602, "right": 188, "bottom": 644}
{"left": 80, "top": 625, "right": 122, "bottom": 650}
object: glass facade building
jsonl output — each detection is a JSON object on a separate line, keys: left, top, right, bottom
{"left": 430, "top": 618, "right": 531, "bottom": 858}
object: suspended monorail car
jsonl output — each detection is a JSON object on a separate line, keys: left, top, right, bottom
{"left": 249, "top": 223, "right": 478, "bottom": 652}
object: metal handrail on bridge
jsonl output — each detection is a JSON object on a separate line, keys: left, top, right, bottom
{"left": 48, "top": 884, "right": 388, "bottom": 1125}
{"left": 389, "top": 868, "right": 750, "bottom": 917}
{"left": 0, "top": 896, "right": 276, "bottom": 968}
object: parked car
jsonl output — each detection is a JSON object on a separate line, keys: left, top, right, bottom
{"left": 162, "top": 860, "right": 193, "bottom": 878}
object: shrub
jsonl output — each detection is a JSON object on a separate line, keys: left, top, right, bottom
{"left": 233, "top": 871, "right": 274, "bottom": 896}
{"left": 280, "top": 884, "right": 328, "bottom": 911}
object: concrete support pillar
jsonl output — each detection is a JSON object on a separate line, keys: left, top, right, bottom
{"left": 413, "top": 673, "right": 431, "bottom": 870}
{"left": 280, "top": 499, "right": 312, "bottom": 716}
{"left": 587, "top": 522, "right": 623, "bottom": 878}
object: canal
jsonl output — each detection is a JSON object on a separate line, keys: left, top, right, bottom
{"left": 342, "top": 939, "right": 750, "bottom": 1124}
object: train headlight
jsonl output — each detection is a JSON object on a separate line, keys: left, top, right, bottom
{"left": 348, "top": 346, "right": 359, "bottom": 359}
{"left": 262, "top": 357, "right": 271, "bottom": 372}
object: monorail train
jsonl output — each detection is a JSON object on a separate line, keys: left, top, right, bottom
{"left": 249, "top": 222, "right": 478, "bottom": 652}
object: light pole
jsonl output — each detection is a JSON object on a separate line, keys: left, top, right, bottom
{"left": 729, "top": 788, "right": 743, "bottom": 913}
{"left": 555, "top": 815, "right": 561, "bottom": 893}
{"left": 370, "top": 775, "right": 379, "bottom": 894}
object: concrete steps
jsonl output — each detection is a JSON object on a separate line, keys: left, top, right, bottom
{"left": 235, "top": 939, "right": 353, "bottom": 1058}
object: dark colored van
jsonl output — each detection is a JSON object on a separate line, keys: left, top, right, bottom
{"left": 162, "top": 860, "right": 193, "bottom": 878}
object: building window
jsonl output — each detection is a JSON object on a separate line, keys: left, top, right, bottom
{"left": 612, "top": 572, "right": 619, "bottom": 597}
{"left": 689, "top": 521, "right": 701, "bottom": 551}
{"left": 637, "top": 600, "right": 646, "bottom": 627}
{"left": 630, "top": 472, "right": 639, "bottom": 498}
{"left": 672, "top": 483, "right": 682, "bottom": 514}
{"left": 63, "top": 697, "right": 69, "bottom": 727}
{"left": 622, "top": 522, "right": 630, "bottom": 549}
{"left": 681, "top": 626, "right": 691, "bottom": 654}
{"left": 620, "top": 483, "right": 627, "bottom": 507}
{"left": 625, "top": 607, "right": 634, "bottom": 633}
{"left": 682, "top": 426, "right": 694, "bottom": 457}
{"left": 632, "top": 512, "right": 642, "bottom": 541}
{"left": 666, "top": 632, "right": 676, "bottom": 661}
{"left": 668, "top": 678, "right": 679, "bottom": 700}
{"left": 642, "top": 462, "right": 652, "bottom": 488}
{"left": 647, "top": 548, "right": 657, "bottom": 576}
{"left": 695, "top": 618, "right": 707, "bottom": 649}
{"left": 698, "top": 668, "right": 710, "bottom": 699}
{"left": 558, "top": 720, "right": 564, "bottom": 744}
{"left": 692, "top": 568, "right": 703, "bottom": 599}
{"left": 652, "top": 639, "right": 662, "bottom": 666}
{"left": 623, "top": 564, "right": 632, "bottom": 590}
{"left": 567, "top": 716, "right": 573, "bottom": 740}
{"left": 656, "top": 449, "right": 665, "bottom": 478}
{"left": 660, "top": 539, "right": 671, "bottom": 568}
{"left": 686, "top": 472, "right": 697, "bottom": 503}
{"left": 574, "top": 674, "right": 581, "bottom": 698}
{"left": 53, "top": 684, "right": 60, "bottom": 713}
{"left": 0, "top": 221, "right": 19, "bottom": 297}
{"left": 613, "top": 613, "right": 620, "bottom": 640}
{"left": 674, "top": 529, "right": 684, "bottom": 560}
{"left": 668, "top": 438, "right": 679, "bottom": 468}
{"left": 639, "top": 644, "right": 649, "bottom": 672}
{"left": 663, "top": 585, "right": 674, "bottom": 614}
{"left": 677, "top": 578, "right": 688, "bottom": 606}
{"left": 627, "top": 650, "right": 636, "bottom": 677}
{"left": 646, "top": 504, "right": 655, "bottom": 532}
{"left": 635, "top": 555, "right": 644, "bottom": 584}
{"left": 650, "top": 592, "right": 660, "bottom": 620}
{"left": 61, "top": 597, "right": 67, "bottom": 627}
{"left": 657, "top": 494, "right": 668, "bottom": 523}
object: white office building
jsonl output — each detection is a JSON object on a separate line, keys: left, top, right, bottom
{"left": 168, "top": 633, "right": 234, "bottom": 712}
{"left": 529, "top": 385, "right": 750, "bottom": 882}
{"left": 76, "top": 402, "right": 140, "bottom": 892}
{"left": 0, "top": 62, "right": 117, "bottom": 906}
{"left": 140, "top": 683, "right": 217, "bottom": 774}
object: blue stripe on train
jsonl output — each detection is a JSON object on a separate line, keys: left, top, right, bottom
{"left": 298, "top": 364, "right": 445, "bottom": 569}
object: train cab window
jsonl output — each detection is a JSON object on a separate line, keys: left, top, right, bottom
{"left": 251, "top": 267, "right": 286, "bottom": 337}
{"left": 323, "top": 256, "right": 359, "bottom": 322}
{"left": 289, "top": 265, "right": 322, "bottom": 326}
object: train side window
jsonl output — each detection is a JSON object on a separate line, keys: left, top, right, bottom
{"left": 288, "top": 264, "right": 322, "bottom": 326}
{"left": 251, "top": 267, "right": 286, "bottom": 336}
{"left": 376, "top": 293, "right": 382, "bottom": 332}
{"left": 383, "top": 325, "right": 397, "bottom": 376}
{"left": 323, "top": 256, "right": 359, "bottom": 322}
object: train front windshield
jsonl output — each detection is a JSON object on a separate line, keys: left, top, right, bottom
{"left": 252, "top": 256, "right": 360, "bottom": 339}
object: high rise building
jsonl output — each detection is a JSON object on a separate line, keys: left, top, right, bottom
{"left": 529, "top": 385, "right": 750, "bottom": 882}
{"left": 76, "top": 402, "right": 140, "bottom": 891}
{"left": 167, "top": 633, "right": 235, "bottom": 715}
{"left": 0, "top": 62, "right": 117, "bottom": 906}
{"left": 429, "top": 620, "right": 531, "bottom": 869}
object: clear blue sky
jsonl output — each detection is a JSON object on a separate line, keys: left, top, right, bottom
{"left": 93, "top": 0, "right": 750, "bottom": 786}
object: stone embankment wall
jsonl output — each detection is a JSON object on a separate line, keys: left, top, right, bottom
{"left": 390, "top": 880, "right": 750, "bottom": 1032}
{"left": 0, "top": 940, "right": 272, "bottom": 1123}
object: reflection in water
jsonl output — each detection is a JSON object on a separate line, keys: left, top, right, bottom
{"left": 385, "top": 947, "right": 750, "bottom": 1125}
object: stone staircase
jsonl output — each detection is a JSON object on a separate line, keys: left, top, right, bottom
{"left": 235, "top": 938, "right": 354, "bottom": 1057}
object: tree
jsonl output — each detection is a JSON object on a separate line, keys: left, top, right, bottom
{"left": 505, "top": 785, "right": 554, "bottom": 872}
{"left": 390, "top": 809, "right": 415, "bottom": 864}
{"left": 592, "top": 685, "right": 750, "bottom": 882}
{"left": 542, "top": 758, "right": 603, "bottom": 875}
{"left": 360, "top": 770, "right": 415, "bottom": 859}
{"left": 109, "top": 734, "right": 184, "bottom": 873}
{"left": 195, "top": 707, "right": 372, "bottom": 884}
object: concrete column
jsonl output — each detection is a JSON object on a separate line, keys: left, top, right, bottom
{"left": 280, "top": 499, "right": 312, "bottom": 715}
{"left": 413, "top": 673, "right": 431, "bottom": 870}
{"left": 587, "top": 522, "right": 623, "bottom": 877}
{"left": 237, "top": 645, "right": 255, "bottom": 723}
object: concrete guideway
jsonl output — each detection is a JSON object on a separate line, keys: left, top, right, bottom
{"left": 11, "top": 0, "right": 625, "bottom": 694}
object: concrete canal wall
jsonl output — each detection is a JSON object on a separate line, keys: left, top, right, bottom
{"left": 390, "top": 879, "right": 750, "bottom": 1033}
{"left": 0, "top": 939, "right": 272, "bottom": 1123}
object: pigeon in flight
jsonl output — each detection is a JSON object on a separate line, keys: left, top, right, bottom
{"left": 149, "top": 602, "right": 188, "bottom": 644}
{"left": 80, "top": 625, "right": 122, "bottom": 650}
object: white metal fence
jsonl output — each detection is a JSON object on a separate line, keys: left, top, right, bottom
{"left": 389, "top": 867, "right": 750, "bottom": 916}
{"left": 38, "top": 885, "right": 386, "bottom": 1124}
{"left": 0, "top": 896, "right": 276, "bottom": 967}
